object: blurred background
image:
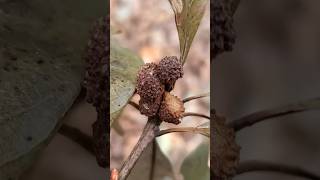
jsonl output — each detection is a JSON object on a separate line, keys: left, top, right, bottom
{"left": 110, "top": 0, "right": 210, "bottom": 180}
{"left": 214, "top": 0, "right": 320, "bottom": 179}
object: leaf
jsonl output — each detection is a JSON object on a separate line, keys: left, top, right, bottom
{"left": 127, "top": 141, "right": 175, "bottom": 180}
{"left": 0, "top": 0, "right": 106, "bottom": 179}
{"left": 110, "top": 38, "right": 143, "bottom": 126}
{"left": 168, "top": 0, "right": 208, "bottom": 64}
{"left": 181, "top": 141, "right": 210, "bottom": 180}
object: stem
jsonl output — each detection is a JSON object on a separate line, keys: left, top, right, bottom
{"left": 228, "top": 97, "right": 320, "bottom": 132}
{"left": 182, "top": 112, "right": 210, "bottom": 120}
{"left": 157, "top": 127, "right": 208, "bottom": 137}
{"left": 59, "top": 124, "right": 95, "bottom": 154}
{"left": 118, "top": 117, "right": 160, "bottom": 180}
{"left": 183, "top": 92, "right": 210, "bottom": 103}
{"left": 128, "top": 101, "right": 139, "bottom": 110}
{"left": 149, "top": 140, "right": 156, "bottom": 180}
{"left": 236, "top": 160, "right": 320, "bottom": 179}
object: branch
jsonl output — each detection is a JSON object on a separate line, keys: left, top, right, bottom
{"left": 183, "top": 92, "right": 210, "bottom": 103}
{"left": 157, "top": 127, "right": 209, "bottom": 137}
{"left": 128, "top": 101, "right": 139, "bottom": 110}
{"left": 236, "top": 160, "right": 320, "bottom": 180}
{"left": 228, "top": 97, "right": 320, "bottom": 132}
{"left": 149, "top": 140, "right": 156, "bottom": 180}
{"left": 59, "top": 124, "right": 94, "bottom": 155}
{"left": 118, "top": 117, "right": 160, "bottom": 180}
{"left": 182, "top": 112, "right": 210, "bottom": 120}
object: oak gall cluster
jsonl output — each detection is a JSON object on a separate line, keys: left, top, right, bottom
{"left": 83, "top": 16, "right": 109, "bottom": 168}
{"left": 212, "top": 0, "right": 235, "bottom": 58}
{"left": 136, "top": 56, "right": 185, "bottom": 124}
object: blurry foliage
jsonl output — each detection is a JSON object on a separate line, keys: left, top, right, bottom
{"left": 181, "top": 141, "right": 210, "bottom": 180}
{"left": 0, "top": 0, "right": 105, "bottom": 179}
{"left": 110, "top": 38, "right": 143, "bottom": 126}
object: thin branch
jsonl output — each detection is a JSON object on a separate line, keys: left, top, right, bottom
{"left": 236, "top": 160, "right": 320, "bottom": 180}
{"left": 156, "top": 127, "right": 209, "bottom": 137}
{"left": 228, "top": 97, "right": 320, "bottom": 132}
{"left": 128, "top": 101, "right": 139, "bottom": 110}
{"left": 149, "top": 140, "right": 156, "bottom": 180}
{"left": 182, "top": 112, "right": 210, "bottom": 120}
{"left": 118, "top": 117, "right": 160, "bottom": 180}
{"left": 183, "top": 92, "right": 210, "bottom": 103}
{"left": 59, "top": 124, "right": 94, "bottom": 155}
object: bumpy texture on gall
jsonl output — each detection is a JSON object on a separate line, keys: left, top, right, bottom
{"left": 156, "top": 56, "right": 183, "bottom": 91}
{"left": 136, "top": 63, "right": 164, "bottom": 100}
{"left": 83, "top": 16, "right": 109, "bottom": 109}
{"left": 139, "top": 93, "right": 163, "bottom": 117}
{"left": 211, "top": 111, "right": 240, "bottom": 179}
{"left": 212, "top": 0, "right": 235, "bottom": 58}
{"left": 159, "top": 92, "right": 185, "bottom": 124}
{"left": 83, "top": 16, "right": 109, "bottom": 168}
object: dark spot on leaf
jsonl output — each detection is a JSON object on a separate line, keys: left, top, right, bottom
{"left": 14, "top": 86, "right": 19, "bottom": 92}
{"left": 3, "top": 24, "right": 13, "bottom": 32}
{"left": 37, "top": 59, "right": 44, "bottom": 64}
{"left": 42, "top": 75, "right": 50, "bottom": 81}
{"left": 15, "top": 47, "right": 28, "bottom": 53}
{"left": 12, "top": 66, "right": 18, "bottom": 71}
{"left": 3, "top": 62, "right": 11, "bottom": 72}
{"left": 26, "top": 136, "right": 33, "bottom": 142}
{"left": 10, "top": 56, "right": 18, "bottom": 61}
{"left": 58, "top": 84, "right": 66, "bottom": 92}
{"left": 3, "top": 49, "right": 17, "bottom": 61}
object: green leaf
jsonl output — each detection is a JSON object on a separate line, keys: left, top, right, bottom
{"left": 110, "top": 39, "right": 143, "bottom": 126}
{"left": 128, "top": 141, "right": 175, "bottom": 180}
{"left": 168, "top": 0, "right": 208, "bottom": 64}
{"left": 0, "top": 0, "right": 106, "bottom": 179}
{"left": 181, "top": 141, "right": 210, "bottom": 180}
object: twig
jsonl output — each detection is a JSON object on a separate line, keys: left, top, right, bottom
{"left": 59, "top": 124, "right": 94, "bottom": 155}
{"left": 236, "top": 160, "right": 320, "bottom": 179}
{"left": 149, "top": 140, "right": 156, "bottom": 180}
{"left": 182, "top": 112, "right": 210, "bottom": 120}
{"left": 128, "top": 101, "right": 139, "bottom": 110}
{"left": 228, "top": 97, "right": 320, "bottom": 132}
{"left": 183, "top": 92, "right": 210, "bottom": 103}
{"left": 118, "top": 117, "right": 160, "bottom": 180}
{"left": 156, "top": 127, "right": 209, "bottom": 137}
